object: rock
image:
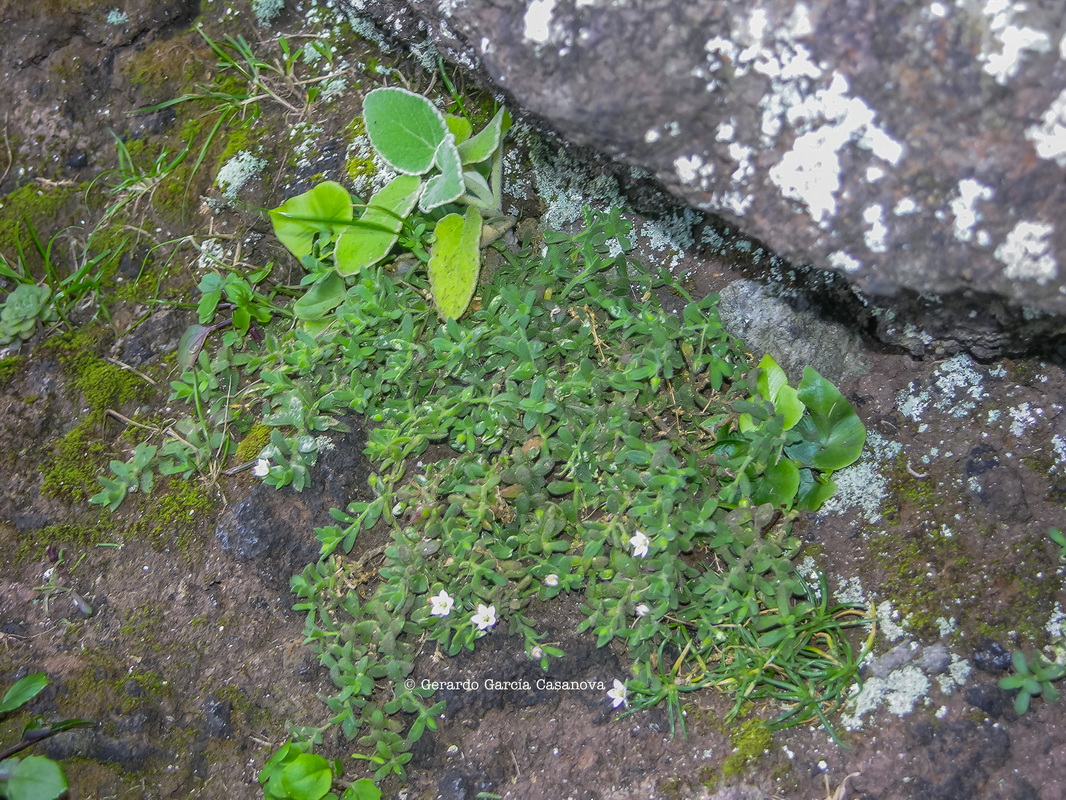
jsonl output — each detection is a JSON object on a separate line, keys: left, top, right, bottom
{"left": 215, "top": 422, "right": 373, "bottom": 579}
{"left": 337, "top": 0, "right": 1066, "bottom": 355}
{"left": 971, "top": 636, "right": 1013, "bottom": 674}
{"left": 914, "top": 643, "right": 953, "bottom": 676}
{"left": 716, "top": 278, "right": 869, "bottom": 384}
{"left": 866, "top": 641, "right": 919, "bottom": 679}
{"left": 964, "top": 683, "right": 1016, "bottom": 720}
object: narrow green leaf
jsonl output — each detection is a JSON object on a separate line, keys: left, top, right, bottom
{"left": 363, "top": 87, "right": 449, "bottom": 175}
{"left": 0, "top": 673, "right": 48, "bottom": 713}
{"left": 457, "top": 107, "right": 510, "bottom": 165}
{"left": 420, "top": 137, "right": 465, "bottom": 212}
{"left": 334, "top": 175, "right": 423, "bottom": 276}
{"left": 428, "top": 205, "right": 481, "bottom": 319}
{"left": 269, "top": 181, "right": 353, "bottom": 259}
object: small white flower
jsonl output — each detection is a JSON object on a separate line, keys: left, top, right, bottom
{"left": 629, "top": 531, "right": 650, "bottom": 558}
{"left": 607, "top": 679, "right": 628, "bottom": 708}
{"left": 544, "top": 573, "right": 560, "bottom": 587}
{"left": 253, "top": 458, "right": 270, "bottom": 478}
{"left": 530, "top": 646, "right": 544, "bottom": 659}
{"left": 429, "top": 591, "right": 454, "bottom": 617}
{"left": 635, "top": 603, "right": 650, "bottom": 617}
{"left": 471, "top": 604, "right": 497, "bottom": 630}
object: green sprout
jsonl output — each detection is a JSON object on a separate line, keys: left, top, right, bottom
{"left": 999, "top": 650, "right": 1065, "bottom": 714}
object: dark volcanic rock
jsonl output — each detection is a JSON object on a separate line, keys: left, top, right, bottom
{"left": 338, "top": 0, "right": 1066, "bottom": 354}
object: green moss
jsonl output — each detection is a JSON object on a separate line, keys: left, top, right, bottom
{"left": 218, "top": 123, "right": 264, "bottom": 168}
{"left": 131, "top": 479, "right": 215, "bottom": 555}
{"left": 76, "top": 360, "right": 150, "bottom": 419}
{"left": 0, "top": 355, "right": 22, "bottom": 386}
{"left": 40, "top": 423, "right": 109, "bottom": 502}
{"left": 13, "top": 521, "right": 111, "bottom": 563}
{"left": 721, "top": 720, "right": 772, "bottom": 779}
{"left": 234, "top": 423, "right": 271, "bottom": 464}
{"left": 0, "top": 183, "right": 79, "bottom": 263}
{"left": 344, "top": 116, "right": 378, "bottom": 189}
{"left": 121, "top": 37, "right": 207, "bottom": 104}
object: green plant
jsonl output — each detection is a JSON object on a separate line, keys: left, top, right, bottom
{"left": 0, "top": 673, "right": 94, "bottom": 800}
{"left": 0, "top": 284, "right": 56, "bottom": 347}
{"left": 999, "top": 649, "right": 1065, "bottom": 714}
{"left": 1048, "top": 527, "right": 1066, "bottom": 561}
{"left": 89, "top": 442, "right": 157, "bottom": 511}
{"left": 268, "top": 86, "right": 510, "bottom": 319}
{"left": 258, "top": 743, "right": 380, "bottom": 800}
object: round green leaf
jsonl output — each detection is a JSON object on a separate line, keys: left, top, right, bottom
{"left": 428, "top": 205, "right": 482, "bottom": 319}
{"left": 789, "top": 366, "right": 866, "bottom": 471}
{"left": 280, "top": 752, "right": 333, "bottom": 799}
{"left": 269, "top": 181, "right": 353, "bottom": 259}
{"left": 6, "top": 755, "right": 68, "bottom": 800}
{"left": 363, "top": 87, "right": 449, "bottom": 175}
{"left": 293, "top": 272, "right": 347, "bottom": 321}
{"left": 751, "top": 457, "right": 800, "bottom": 508}
{"left": 334, "top": 175, "right": 423, "bottom": 276}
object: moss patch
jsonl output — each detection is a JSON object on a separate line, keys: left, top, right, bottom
{"left": 234, "top": 422, "right": 271, "bottom": 464}
{"left": 40, "top": 423, "right": 109, "bottom": 503}
{"left": 0, "top": 183, "right": 80, "bottom": 265}
{"left": 130, "top": 478, "right": 215, "bottom": 555}
{"left": 0, "top": 354, "right": 22, "bottom": 386}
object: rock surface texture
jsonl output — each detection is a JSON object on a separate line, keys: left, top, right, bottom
{"left": 342, "top": 0, "right": 1066, "bottom": 353}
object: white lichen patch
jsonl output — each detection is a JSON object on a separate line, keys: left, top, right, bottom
{"left": 935, "top": 655, "right": 972, "bottom": 695}
{"left": 1007, "top": 402, "right": 1041, "bottom": 436}
{"left": 835, "top": 575, "right": 867, "bottom": 607}
{"left": 877, "top": 600, "right": 908, "bottom": 642}
{"left": 950, "top": 179, "right": 994, "bottom": 243}
{"left": 894, "top": 197, "right": 919, "bottom": 215}
{"left": 828, "top": 250, "right": 862, "bottom": 272}
{"left": 977, "top": 0, "right": 1052, "bottom": 85}
{"left": 898, "top": 353, "right": 988, "bottom": 421}
{"left": 996, "top": 220, "right": 1058, "bottom": 284}
{"left": 1052, "top": 434, "right": 1066, "bottom": 470}
{"left": 768, "top": 73, "right": 903, "bottom": 228}
{"left": 215, "top": 151, "right": 265, "bottom": 201}
{"left": 817, "top": 431, "right": 901, "bottom": 523}
{"left": 523, "top": 0, "right": 556, "bottom": 46}
{"left": 1026, "top": 88, "right": 1066, "bottom": 167}
{"left": 842, "top": 665, "right": 930, "bottom": 730}
{"left": 862, "top": 204, "right": 888, "bottom": 253}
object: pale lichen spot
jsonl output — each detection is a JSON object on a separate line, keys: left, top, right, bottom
{"left": 829, "top": 250, "right": 862, "bottom": 273}
{"left": 1025, "top": 87, "right": 1066, "bottom": 167}
{"left": 768, "top": 72, "right": 904, "bottom": 227}
{"left": 862, "top": 204, "right": 889, "bottom": 253}
{"left": 523, "top": 0, "right": 556, "bottom": 46}
{"left": 977, "top": 0, "right": 1052, "bottom": 84}
{"left": 674, "top": 154, "right": 713, "bottom": 187}
{"left": 949, "top": 179, "right": 994, "bottom": 243}
{"left": 995, "top": 220, "right": 1058, "bottom": 284}
{"left": 894, "top": 197, "right": 919, "bottom": 215}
